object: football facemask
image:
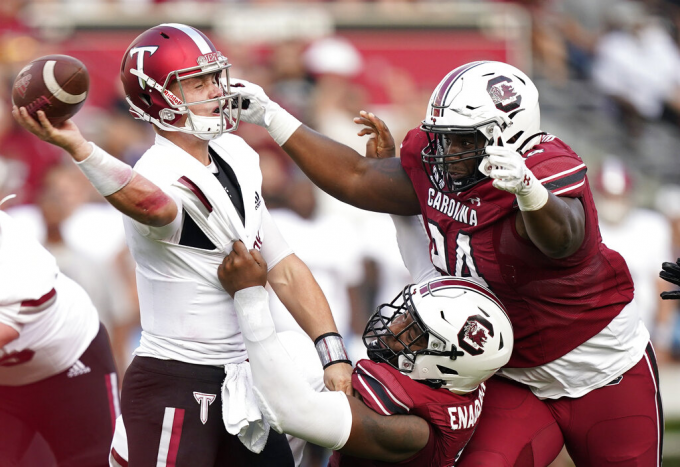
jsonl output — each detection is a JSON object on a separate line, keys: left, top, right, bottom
{"left": 421, "top": 128, "right": 493, "bottom": 194}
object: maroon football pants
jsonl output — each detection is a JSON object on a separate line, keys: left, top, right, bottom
{"left": 457, "top": 343, "right": 663, "bottom": 467}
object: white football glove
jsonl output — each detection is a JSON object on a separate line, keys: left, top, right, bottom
{"left": 479, "top": 127, "right": 549, "bottom": 211}
{"left": 230, "top": 78, "right": 301, "bottom": 146}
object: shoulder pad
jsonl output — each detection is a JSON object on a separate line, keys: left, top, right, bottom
{"left": 525, "top": 136, "right": 588, "bottom": 196}
{"left": 352, "top": 360, "right": 414, "bottom": 415}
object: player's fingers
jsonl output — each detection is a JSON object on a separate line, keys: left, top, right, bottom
{"left": 231, "top": 240, "right": 250, "bottom": 258}
{"left": 18, "top": 107, "right": 44, "bottom": 134}
{"left": 485, "top": 146, "right": 512, "bottom": 157}
{"left": 662, "top": 261, "right": 680, "bottom": 274}
{"left": 486, "top": 154, "right": 512, "bottom": 168}
{"left": 661, "top": 290, "right": 680, "bottom": 300}
{"left": 660, "top": 270, "right": 680, "bottom": 287}
{"left": 357, "top": 128, "right": 376, "bottom": 137}
{"left": 249, "top": 248, "right": 267, "bottom": 269}
{"left": 367, "top": 112, "right": 388, "bottom": 131}
{"left": 36, "top": 111, "right": 55, "bottom": 132}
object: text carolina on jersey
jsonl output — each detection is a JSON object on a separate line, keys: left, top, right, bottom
{"left": 427, "top": 188, "right": 478, "bottom": 226}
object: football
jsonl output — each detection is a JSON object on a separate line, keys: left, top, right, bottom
{"left": 12, "top": 54, "right": 89, "bottom": 126}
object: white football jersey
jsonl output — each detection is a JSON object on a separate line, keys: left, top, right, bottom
{"left": 0, "top": 211, "right": 99, "bottom": 385}
{"left": 125, "top": 134, "right": 293, "bottom": 366}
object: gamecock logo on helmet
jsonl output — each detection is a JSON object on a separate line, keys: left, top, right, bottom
{"left": 457, "top": 315, "right": 495, "bottom": 355}
{"left": 486, "top": 76, "right": 521, "bottom": 113}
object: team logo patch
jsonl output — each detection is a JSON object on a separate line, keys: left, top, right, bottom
{"left": 486, "top": 76, "right": 521, "bottom": 113}
{"left": 194, "top": 392, "right": 216, "bottom": 425}
{"left": 457, "top": 315, "right": 494, "bottom": 355}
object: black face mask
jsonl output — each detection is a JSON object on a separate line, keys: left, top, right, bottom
{"left": 420, "top": 129, "right": 490, "bottom": 194}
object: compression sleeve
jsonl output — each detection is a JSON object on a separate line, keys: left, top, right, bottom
{"left": 390, "top": 215, "right": 440, "bottom": 283}
{"left": 233, "top": 286, "right": 352, "bottom": 450}
{"left": 259, "top": 205, "right": 294, "bottom": 271}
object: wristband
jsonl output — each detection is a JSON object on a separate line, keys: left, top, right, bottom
{"left": 516, "top": 174, "right": 549, "bottom": 212}
{"left": 75, "top": 143, "right": 133, "bottom": 197}
{"left": 314, "top": 333, "right": 351, "bottom": 369}
{"left": 267, "top": 109, "right": 302, "bottom": 146}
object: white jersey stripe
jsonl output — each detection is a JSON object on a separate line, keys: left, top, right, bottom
{"left": 553, "top": 179, "right": 586, "bottom": 196}
{"left": 356, "top": 374, "right": 391, "bottom": 415}
{"left": 538, "top": 163, "right": 586, "bottom": 183}
{"left": 356, "top": 362, "right": 410, "bottom": 413}
{"left": 161, "top": 23, "right": 212, "bottom": 54}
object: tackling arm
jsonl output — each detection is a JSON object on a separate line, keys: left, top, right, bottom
{"left": 234, "top": 80, "right": 420, "bottom": 215}
{"left": 268, "top": 253, "right": 353, "bottom": 394}
{"left": 281, "top": 127, "right": 420, "bottom": 215}
{"left": 233, "top": 286, "right": 430, "bottom": 462}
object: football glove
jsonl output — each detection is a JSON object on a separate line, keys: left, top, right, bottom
{"left": 479, "top": 127, "right": 549, "bottom": 211}
{"left": 660, "top": 259, "right": 680, "bottom": 299}
{"left": 230, "top": 79, "right": 301, "bottom": 146}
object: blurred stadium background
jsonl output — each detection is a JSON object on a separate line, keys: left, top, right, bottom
{"left": 1, "top": 0, "right": 680, "bottom": 465}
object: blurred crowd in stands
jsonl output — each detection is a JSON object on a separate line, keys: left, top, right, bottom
{"left": 3, "top": 0, "right": 680, "bottom": 442}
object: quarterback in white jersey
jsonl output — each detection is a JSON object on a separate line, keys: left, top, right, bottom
{"left": 14, "top": 23, "right": 351, "bottom": 467}
{"left": 0, "top": 208, "right": 119, "bottom": 467}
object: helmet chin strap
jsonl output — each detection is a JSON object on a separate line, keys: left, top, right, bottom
{"left": 185, "top": 110, "right": 227, "bottom": 141}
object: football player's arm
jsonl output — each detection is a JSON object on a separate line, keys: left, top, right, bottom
{"left": 268, "top": 252, "right": 353, "bottom": 395}
{"left": 482, "top": 128, "right": 585, "bottom": 258}
{"left": 218, "top": 245, "right": 430, "bottom": 462}
{"left": 234, "top": 80, "right": 420, "bottom": 215}
{"left": 516, "top": 195, "right": 585, "bottom": 259}
{"left": 12, "top": 107, "right": 177, "bottom": 227}
{"left": 281, "top": 127, "right": 419, "bottom": 215}
{"left": 342, "top": 397, "right": 431, "bottom": 461}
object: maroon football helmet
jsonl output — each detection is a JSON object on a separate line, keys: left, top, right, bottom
{"left": 120, "top": 23, "right": 241, "bottom": 140}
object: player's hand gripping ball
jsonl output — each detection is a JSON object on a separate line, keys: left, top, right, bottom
{"left": 12, "top": 54, "right": 89, "bottom": 126}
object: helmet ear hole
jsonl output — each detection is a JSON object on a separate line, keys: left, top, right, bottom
{"left": 437, "top": 365, "right": 458, "bottom": 375}
{"left": 139, "top": 93, "right": 152, "bottom": 108}
{"left": 506, "top": 131, "right": 523, "bottom": 145}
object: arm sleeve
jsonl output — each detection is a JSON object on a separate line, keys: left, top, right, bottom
{"left": 260, "top": 205, "right": 294, "bottom": 271}
{"left": 391, "top": 215, "right": 440, "bottom": 284}
{"left": 234, "top": 286, "right": 352, "bottom": 450}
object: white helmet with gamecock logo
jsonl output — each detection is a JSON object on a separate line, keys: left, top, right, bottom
{"left": 363, "top": 276, "right": 514, "bottom": 393}
{"left": 421, "top": 61, "right": 541, "bottom": 193}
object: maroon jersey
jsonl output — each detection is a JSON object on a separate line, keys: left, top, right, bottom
{"left": 329, "top": 359, "right": 483, "bottom": 467}
{"left": 400, "top": 128, "right": 634, "bottom": 367}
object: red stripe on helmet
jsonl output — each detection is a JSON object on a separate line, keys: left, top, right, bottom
{"left": 432, "top": 61, "right": 488, "bottom": 116}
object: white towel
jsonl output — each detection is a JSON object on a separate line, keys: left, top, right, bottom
{"left": 221, "top": 361, "right": 270, "bottom": 453}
